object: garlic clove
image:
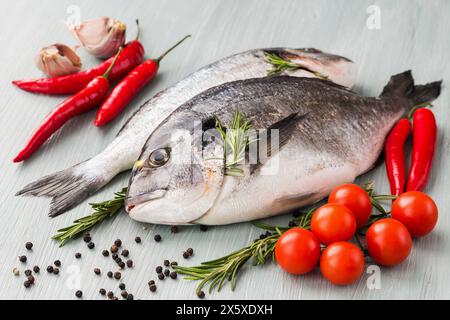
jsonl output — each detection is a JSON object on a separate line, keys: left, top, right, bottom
{"left": 35, "top": 44, "right": 82, "bottom": 77}
{"left": 70, "top": 17, "right": 126, "bottom": 59}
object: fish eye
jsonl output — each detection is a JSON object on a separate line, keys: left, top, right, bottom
{"left": 148, "top": 148, "right": 170, "bottom": 167}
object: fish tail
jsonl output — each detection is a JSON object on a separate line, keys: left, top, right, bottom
{"left": 16, "top": 159, "right": 112, "bottom": 217}
{"left": 381, "top": 70, "right": 442, "bottom": 107}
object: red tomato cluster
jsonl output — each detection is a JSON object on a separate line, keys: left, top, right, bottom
{"left": 275, "top": 184, "right": 438, "bottom": 286}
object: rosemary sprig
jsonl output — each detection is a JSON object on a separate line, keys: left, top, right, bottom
{"left": 52, "top": 188, "right": 127, "bottom": 247}
{"left": 215, "top": 110, "right": 256, "bottom": 177}
{"left": 175, "top": 184, "right": 395, "bottom": 294}
{"left": 174, "top": 232, "right": 280, "bottom": 294}
{"left": 174, "top": 206, "right": 314, "bottom": 294}
{"left": 264, "top": 52, "right": 328, "bottom": 79}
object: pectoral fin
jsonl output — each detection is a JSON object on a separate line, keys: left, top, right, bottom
{"left": 250, "top": 112, "right": 308, "bottom": 174}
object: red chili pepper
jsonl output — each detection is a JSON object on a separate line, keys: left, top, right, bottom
{"left": 406, "top": 108, "right": 437, "bottom": 192}
{"left": 94, "top": 35, "right": 191, "bottom": 126}
{"left": 12, "top": 40, "right": 143, "bottom": 95}
{"left": 13, "top": 48, "right": 123, "bottom": 163}
{"left": 384, "top": 119, "right": 411, "bottom": 195}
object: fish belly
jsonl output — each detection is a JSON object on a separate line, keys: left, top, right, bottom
{"left": 194, "top": 152, "right": 359, "bottom": 225}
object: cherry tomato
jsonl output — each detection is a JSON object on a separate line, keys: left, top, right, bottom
{"left": 311, "top": 203, "right": 356, "bottom": 245}
{"left": 328, "top": 184, "right": 372, "bottom": 228}
{"left": 275, "top": 228, "right": 321, "bottom": 275}
{"left": 366, "top": 218, "right": 412, "bottom": 266}
{"left": 392, "top": 191, "right": 438, "bottom": 238}
{"left": 320, "top": 242, "right": 365, "bottom": 285}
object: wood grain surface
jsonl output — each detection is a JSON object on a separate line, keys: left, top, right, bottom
{"left": 0, "top": 0, "right": 449, "bottom": 300}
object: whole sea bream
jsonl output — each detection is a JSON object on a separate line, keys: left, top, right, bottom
{"left": 17, "top": 48, "right": 357, "bottom": 217}
{"left": 125, "top": 72, "right": 441, "bottom": 225}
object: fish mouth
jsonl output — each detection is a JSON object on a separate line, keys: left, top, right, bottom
{"left": 125, "top": 188, "right": 167, "bottom": 212}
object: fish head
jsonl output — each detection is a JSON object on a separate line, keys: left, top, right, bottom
{"left": 266, "top": 48, "right": 357, "bottom": 88}
{"left": 125, "top": 114, "right": 224, "bottom": 225}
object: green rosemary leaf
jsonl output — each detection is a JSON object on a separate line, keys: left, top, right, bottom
{"left": 264, "top": 52, "right": 329, "bottom": 79}
{"left": 214, "top": 110, "right": 255, "bottom": 177}
{"left": 52, "top": 188, "right": 127, "bottom": 247}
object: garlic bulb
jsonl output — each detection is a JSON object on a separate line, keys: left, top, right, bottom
{"left": 70, "top": 17, "right": 126, "bottom": 59}
{"left": 35, "top": 44, "right": 82, "bottom": 77}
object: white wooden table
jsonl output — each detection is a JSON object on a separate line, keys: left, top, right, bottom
{"left": 1, "top": 0, "right": 449, "bottom": 300}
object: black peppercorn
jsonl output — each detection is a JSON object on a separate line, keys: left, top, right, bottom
{"left": 46, "top": 266, "right": 54, "bottom": 273}
{"left": 149, "top": 284, "right": 157, "bottom": 292}
{"left": 170, "top": 261, "right": 178, "bottom": 267}
{"left": 19, "top": 255, "right": 27, "bottom": 263}
{"left": 171, "top": 226, "right": 178, "bottom": 233}
{"left": 83, "top": 234, "right": 91, "bottom": 243}
{"left": 110, "top": 245, "right": 118, "bottom": 253}
{"left": 121, "top": 249, "right": 129, "bottom": 257}
{"left": 75, "top": 252, "right": 82, "bottom": 259}
{"left": 102, "top": 250, "right": 109, "bottom": 257}
{"left": 118, "top": 261, "right": 125, "bottom": 269}
{"left": 114, "top": 271, "right": 121, "bottom": 280}
{"left": 54, "top": 260, "right": 61, "bottom": 267}
{"left": 99, "top": 288, "right": 106, "bottom": 295}
{"left": 134, "top": 236, "right": 141, "bottom": 243}
{"left": 24, "top": 269, "right": 32, "bottom": 276}
{"left": 107, "top": 271, "right": 113, "bottom": 278}
{"left": 94, "top": 268, "right": 101, "bottom": 275}
{"left": 114, "top": 239, "right": 122, "bottom": 247}
{"left": 126, "top": 260, "right": 133, "bottom": 268}
{"left": 24, "top": 280, "right": 31, "bottom": 288}
{"left": 33, "top": 266, "right": 40, "bottom": 273}
{"left": 155, "top": 266, "right": 163, "bottom": 273}
{"left": 126, "top": 294, "right": 134, "bottom": 300}
{"left": 158, "top": 273, "right": 165, "bottom": 280}
{"left": 107, "top": 291, "right": 114, "bottom": 299}
{"left": 148, "top": 280, "right": 155, "bottom": 286}
{"left": 170, "top": 271, "right": 177, "bottom": 279}
{"left": 186, "top": 248, "right": 194, "bottom": 256}
{"left": 182, "top": 251, "right": 189, "bottom": 259}
{"left": 112, "top": 253, "right": 118, "bottom": 260}
{"left": 115, "top": 257, "right": 122, "bottom": 263}
{"left": 121, "top": 290, "right": 128, "bottom": 299}
{"left": 27, "top": 275, "right": 35, "bottom": 284}
{"left": 25, "top": 242, "right": 33, "bottom": 250}
{"left": 197, "top": 290, "right": 205, "bottom": 299}
{"left": 154, "top": 234, "right": 162, "bottom": 242}
{"left": 164, "top": 269, "right": 170, "bottom": 276}
{"left": 75, "top": 290, "right": 83, "bottom": 298}
{"left": 200, "top": 225, "right": 208, "bottom": 232}
{"left": 87, "top": 242, "right": 95, "bottom": 249}
{"left": 119, "top": 283, "right": 126, "bottom": 290}
{"left": 163, "top": 259, "right": 170, "bottom": 267}
{"left": 53, "top": 267, "right": 60, "bottom": 275}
